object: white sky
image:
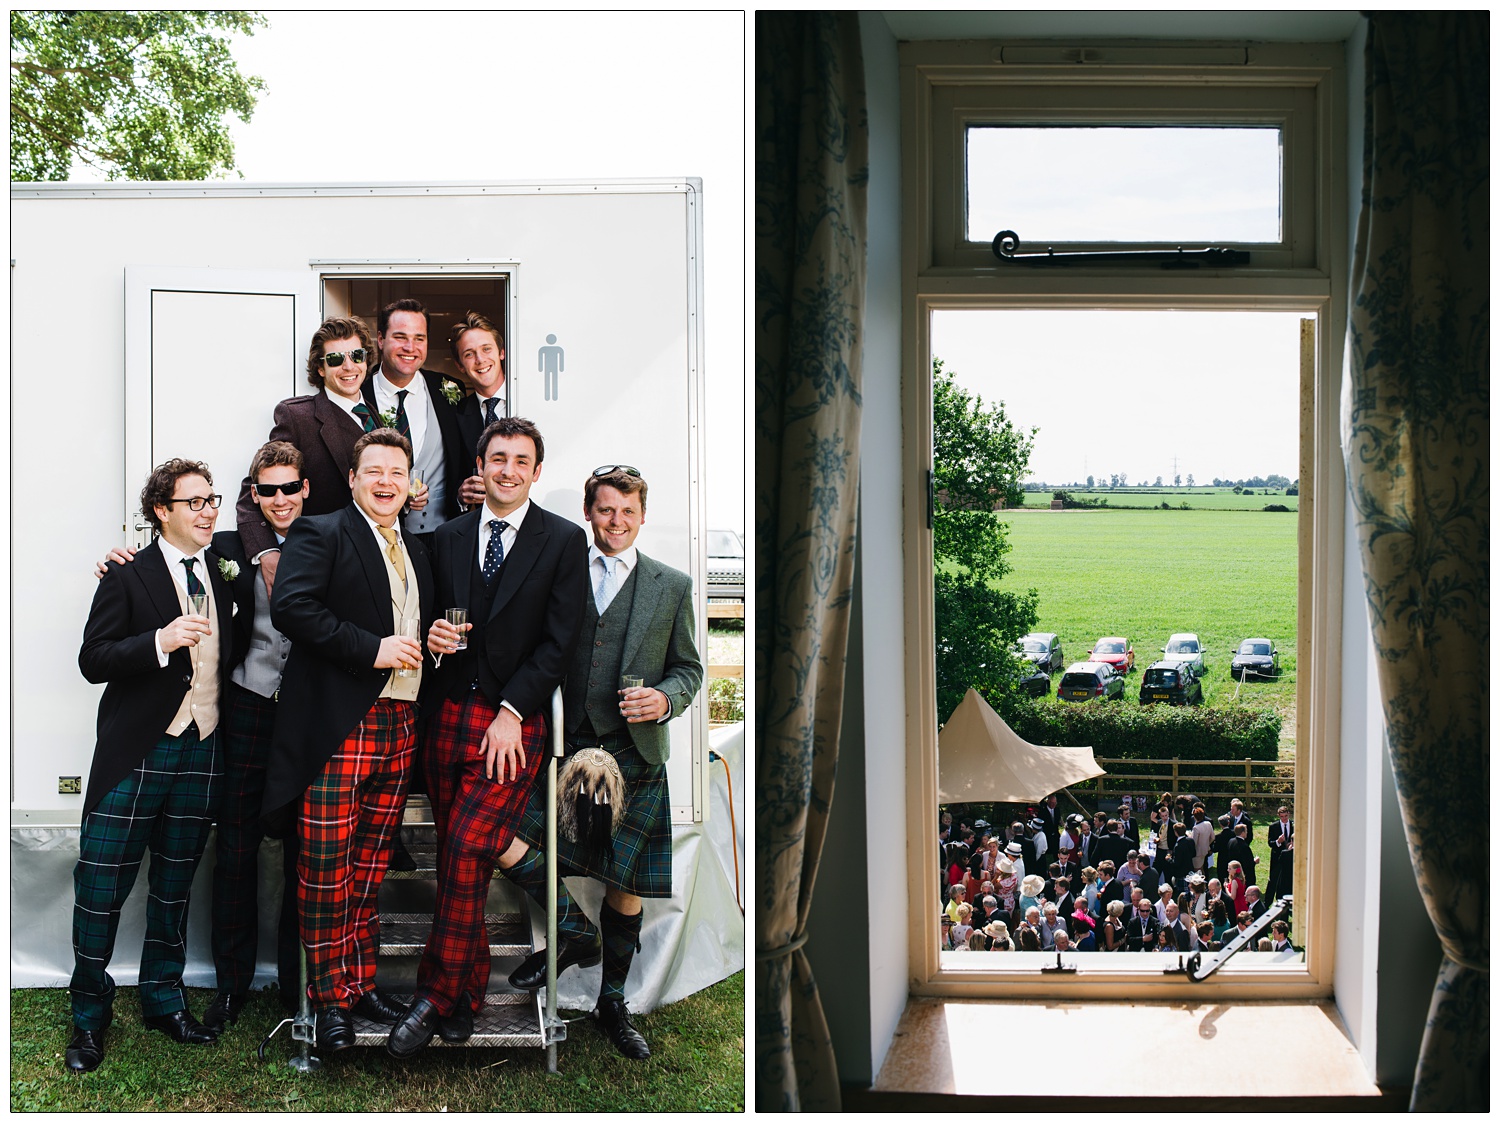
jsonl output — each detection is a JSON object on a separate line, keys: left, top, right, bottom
{"left": 931, "top": 309, "right": 1304, "bottom": 486}
{"left": 65, "top": 11, "right": 747, "bottom": 527}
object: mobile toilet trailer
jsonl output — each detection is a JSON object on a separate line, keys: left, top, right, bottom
{"left": 10, "top": 179, "right": 716, "bottom": 1049}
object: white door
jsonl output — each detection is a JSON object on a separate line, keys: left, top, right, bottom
{"left": 124, "top": 267, "right": 320, "bottom": 541}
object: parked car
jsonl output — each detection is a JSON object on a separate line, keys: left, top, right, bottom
{"left": 1017, "top": 632, "right": 1064, "bottom": 673}
{"left": 1019, "top": 666, "right": 1053, "bottom": 698}
{"left": 1139, "top": 660, "right": 1204, "bottom": 706}
{"left": 1088, "top": 636, "right": 1135, "bottom": 675}
{"left": 1058, "top": 661, "right": 1125, "bottom": 703}
{"left": 1231, "top": 637, "right": 1280, "bottom": 678}
{"left": 707, "top": 528, "right": 745, "bottom": 601}
{"left": 1161, "top": 632, "right": 1206, "bottom": 674}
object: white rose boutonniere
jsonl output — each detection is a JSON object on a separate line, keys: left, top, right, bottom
{"left": 440, "top": 379, "right": 464, "bottom": 406}
{"left": 218, "top": 558, "right": 241, "bottom": 582}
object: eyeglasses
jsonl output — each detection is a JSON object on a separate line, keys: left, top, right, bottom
{"left": 254, "top": 480, "right": 304, "bottom": 497}
{"left": 163, "top": 495, "right": 223, "bottom": 511}
{"left": 322, "top": 348, "right": 367, "bottom": 367}
{"left": 591, "top": 464, "right": 641, "bottom": 478}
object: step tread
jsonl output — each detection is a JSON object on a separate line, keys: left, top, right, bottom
{"left": 350, "top": 991, "right": 547, "bottom": 1048}
{"left": 377, "top": 911, "right": 532, "bottom": 957}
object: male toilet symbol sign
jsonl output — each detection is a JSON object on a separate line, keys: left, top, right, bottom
{"left": 538, "top": 334, "right": 565, "bottom": 401}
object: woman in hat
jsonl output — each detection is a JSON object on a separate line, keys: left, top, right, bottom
{"left": 994, "top": 856, "right": 1019, "bottom": 920}
{"left": 1018, "top": 873, "right": 1046, "bottom": 925}
{"left": 983, "top": 919, "right": 1012, "bottom": 951}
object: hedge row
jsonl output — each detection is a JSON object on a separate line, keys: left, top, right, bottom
{"left": 995, "top": 696, "right": 1281, "bottom": 762}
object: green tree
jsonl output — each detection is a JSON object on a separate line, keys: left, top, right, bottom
{"left": 11, "top": 10, "right": 266, "bottom": 181}
{"left": 932, "top": 358, "right": 1039, "bottom": 723}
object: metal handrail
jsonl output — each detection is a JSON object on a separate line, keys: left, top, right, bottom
{"left": 544, "top": 685, "right": 564, "bottom": 1073}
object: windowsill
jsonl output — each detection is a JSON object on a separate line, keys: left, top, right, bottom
{"left": 871, "top": 997, "right": 1382, "bottom": 1102}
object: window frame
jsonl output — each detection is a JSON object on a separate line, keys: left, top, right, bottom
{"left": 900, "top": 40, "right": 1347, "bottom": 1000}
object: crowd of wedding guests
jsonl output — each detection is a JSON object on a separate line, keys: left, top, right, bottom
{"left": 939, "top": 793, "right": 1296, "bottom": 955}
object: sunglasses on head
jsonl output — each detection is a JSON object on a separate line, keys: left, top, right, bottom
{"left": 254, "top": 480, "right": 304, "bottom": 497}
{"left": 321, "top": 348, "right": 367, "bottom": 367}
{"left": 591, "top": 464, "right": 641, "bottom": 479}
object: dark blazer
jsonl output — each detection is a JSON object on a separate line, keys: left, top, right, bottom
{"left": 586, "top": 551, "right": 703, "bottom": 766}
{"left": 234, "top": 391, "right": 366, "bottom": 559}
{"left": 455, "top": 392, "right": 507, "bottom": 468}
{"left": 1120, "top": 816, "right": 1141, "bottom": 849}
{"left": 1226, "top": 835, "right": 1258, "bottom": 887}
{"left": 426, "top": 502, "right": 588, "bottom": 723}
{"left": 212, "top": 530, "right": 260, "bottom": 657}
{"left": 361, "top": 369, "right": 468, "bottom": 521}
{"left": 1125, "top": 911, "right": 1161, "bottom": 951}
{"left": 1095, "top": 833, "right": 1130, "bottom": 872}
{"left": 262, "top": 505, "right": 434, "bottom": 819}
{"left": 78, "top": 539, "right": 238, "bottom": 814}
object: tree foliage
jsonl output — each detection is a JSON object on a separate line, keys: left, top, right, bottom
{"left": 11, "top": 10, "right": 266, "bottom": 181}
{"left": 932, "top": 358, "right": 1039, "bottom": 722}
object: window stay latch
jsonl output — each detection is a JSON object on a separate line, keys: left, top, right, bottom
{"left": 1163, "top": 893, "right": 1294, "bottom": 982}
{"left": 992, "top": 230, "right": 1251, "bottom": 269}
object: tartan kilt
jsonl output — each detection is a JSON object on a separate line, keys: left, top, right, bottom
{"left": 516, "top": 735, "right": 671, "bottom": 898}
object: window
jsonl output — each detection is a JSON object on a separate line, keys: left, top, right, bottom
{"left": 900, "top": 40, "right": 1346, "bottom": 998}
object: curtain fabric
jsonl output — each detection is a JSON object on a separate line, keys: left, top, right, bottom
{"left": 1345, "top": 13, "right": 1488, "bottom": 1111}
{"left": 754, "top": 11, "right": 867, "bottom": 1113}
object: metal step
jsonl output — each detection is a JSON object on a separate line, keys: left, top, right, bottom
{"left": 377, "top": 911, "right": 534, "bottom": 957}
{"left": 350, "top": 990, "right": 550, "bottom": 1049}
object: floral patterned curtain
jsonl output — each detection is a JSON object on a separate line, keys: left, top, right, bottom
{"left": 754, "top": 11, "right": 867, "bottom": 1113}
{"left": 1345, "top": 12, "right": 1488, "bottom": 1111}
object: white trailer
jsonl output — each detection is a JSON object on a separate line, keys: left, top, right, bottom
{"left": 10, "top": 180, "right": 734, "bottom": 1008}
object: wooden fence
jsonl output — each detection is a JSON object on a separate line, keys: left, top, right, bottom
{"left": 1069, "top": 756, "right": 1295, "bottom": 806}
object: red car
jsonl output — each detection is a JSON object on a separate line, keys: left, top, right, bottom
{"left": 1089, "top": 636, "right": 1135, "bottom": 674}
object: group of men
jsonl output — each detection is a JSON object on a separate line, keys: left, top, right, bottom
{"left": 940, "top": 793, "right": 1295, "bottom": 955}
{"left": 67, "top": 299, "right": 703, "bottom": 1074}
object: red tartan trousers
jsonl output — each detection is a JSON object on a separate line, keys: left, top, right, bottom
{"left": 297, "top": 699, "right": 415, "bottom": 1008}
{"left": 416, "top": 692, "right": 546, "bottom": 1014}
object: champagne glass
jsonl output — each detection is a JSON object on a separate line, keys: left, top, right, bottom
{"left": 396, "top": 613, "right": 421, "bottom": 677}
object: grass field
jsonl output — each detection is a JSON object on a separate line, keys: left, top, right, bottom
{"left": 11, "top": 973, "right": 745, "bottom": 1112}
{"left": 995, "top": 507, "right": 1299, "bottom": 752}
{"left": 1017, "top": 487, "right": 1298, "bottom": 511}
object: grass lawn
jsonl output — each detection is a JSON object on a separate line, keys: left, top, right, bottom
{"left": 1017, "top": 487, "right": 1298, "bottom": 511}
{"left": 10, "top": 972, "right": 745, "bottom": 1112}
{"left": 994, "top": 508, "right": 1299, "bottom": 766}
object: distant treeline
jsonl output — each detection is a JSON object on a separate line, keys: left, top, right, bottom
{"left": 1025, "top": 474, "right": 1297, "bottom": 493}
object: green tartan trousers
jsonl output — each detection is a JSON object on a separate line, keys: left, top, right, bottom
{"left": 70, "top": 729, "right": 222, "bottom": 1029}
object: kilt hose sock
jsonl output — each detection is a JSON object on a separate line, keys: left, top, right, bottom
{"left": 504, "top": 846, "right": 599, "bottom": 948}
{"left": 598, "top": 900, "right": 643, "bottom": 1003}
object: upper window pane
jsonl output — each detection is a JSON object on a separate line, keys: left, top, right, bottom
{"left": 966, "top": 126, "right": 1282, "bottom": 244}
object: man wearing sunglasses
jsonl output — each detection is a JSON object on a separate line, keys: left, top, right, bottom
{"left": 497, "top": 465, "right": 701, "bottom": 1060}
{"left": 361, "top": 298, "right": 468, "bottom": 550}
{"left": 69, "top": 458, "right": 242, "bottom": 1073}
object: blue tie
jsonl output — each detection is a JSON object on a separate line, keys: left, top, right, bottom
{"left": 482, "top": 519, "right": 508, "bottom": 584}
{"left": 484, "top": 397, "right": 499, "bottom": 427}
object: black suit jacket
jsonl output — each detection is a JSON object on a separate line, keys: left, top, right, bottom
{"left": 212, "top": 530, "right": 260, "bottom": 658}
{"left": 262, "top": 505, "right": 434, "bottom": 819}
{"left": 1125, "top": 911, "right": 1160, "bottom": 951}
{"left": 361, "top": 369, "right": 468, "bottom": 521}
{"left": 235, "top": 391, "right": 367, "bottom": 559}
{"left": 1226, "top": 836, "right": 1258, "bottom": 887}
{"left": 425, "top": 502, "right": 588, "bottom": 722}
{"left": 1096, "top": 833, "right": 1130, "bottom": 872}
{"left": 454, "top": 392, "right": 508, "bottom": 469}
{"left": 78, "top": 539, "right": 239, "bottom": 814}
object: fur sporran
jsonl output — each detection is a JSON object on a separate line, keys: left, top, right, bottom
{"left": 557, "top": 747, "right": 628, "bottom": 866}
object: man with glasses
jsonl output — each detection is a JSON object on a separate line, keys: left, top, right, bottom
{"left": 386, "top": 417, "right": 588, "bottom": 1058}
{"left": 68, "top": 459, "right": 240, "bottom": 1072}
{"left": 261, "top": 429, "right": 434, "bottom": 1052}
{"left": 361, "top": 298, "right": 468, "bottom": 551}
{"left": 497, "top": 464, "right": 701, "bottom": 1060}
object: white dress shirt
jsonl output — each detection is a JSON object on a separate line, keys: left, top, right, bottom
{"left": 372, "top": 367, "right": 431, "bottom": 455}
{"left": 154, "top": 536, "right": 211, "bottom": 667}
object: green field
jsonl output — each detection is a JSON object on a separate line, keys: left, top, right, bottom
{"left": 995, "top": 508, "right": 1298, "bottom": 750}
{"left": 1017, "top": 488, "right": 1298, "bottom": 511}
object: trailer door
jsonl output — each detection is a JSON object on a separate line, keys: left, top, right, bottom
{"left": 124, "top": 266, "right": 319, "bottom": 540}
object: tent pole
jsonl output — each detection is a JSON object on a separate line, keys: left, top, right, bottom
{"left": 1062, "top": 788, "right": 1091, "bottom": 816}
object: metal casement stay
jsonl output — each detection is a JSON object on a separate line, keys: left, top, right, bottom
{"left": 1164, "top": 894, "right": 1294, "bottom": 981}
{"left": 992, "top": 229, "right": 1251, "bottom": 268}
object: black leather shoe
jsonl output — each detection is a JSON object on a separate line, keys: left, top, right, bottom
{"left": 65, "top": 1026, "right": 106, "bottom": 1073}
{"left": 507, "top": 933, "right": 603, "bottom": 990}
{"left": 438, "top": 993, "right": 474, "bottom": 1044}
{"left": 143, "top": 1009, "right": 218, "bottom": 1045}
{"left": 353, "top": 988, "right": 409, "bottom": 1026}
{"left": 315, "top": 1006, "right": 355, "bottom": 1052}
{"left": 593, "top": 996, "right": 650, "bottom": 1060}
{"left": 386, "top": 997, "right": 441, "bottom": 1058}
{"left": 202, "top": 991, "right": 248, "bottom": 1031}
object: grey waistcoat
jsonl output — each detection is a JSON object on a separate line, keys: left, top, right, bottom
{"left": 230, "top": 562, "right": 291, "bottom": 698}
{"left": 566, "top": 567, "right": 638, "bottom": 739}
{"left": 404, "top": 388, "right": 450, "bottom": 535}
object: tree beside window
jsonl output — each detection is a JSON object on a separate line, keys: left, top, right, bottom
{"left": 932, "top": 358, "right": 1039, "bottom": 722}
